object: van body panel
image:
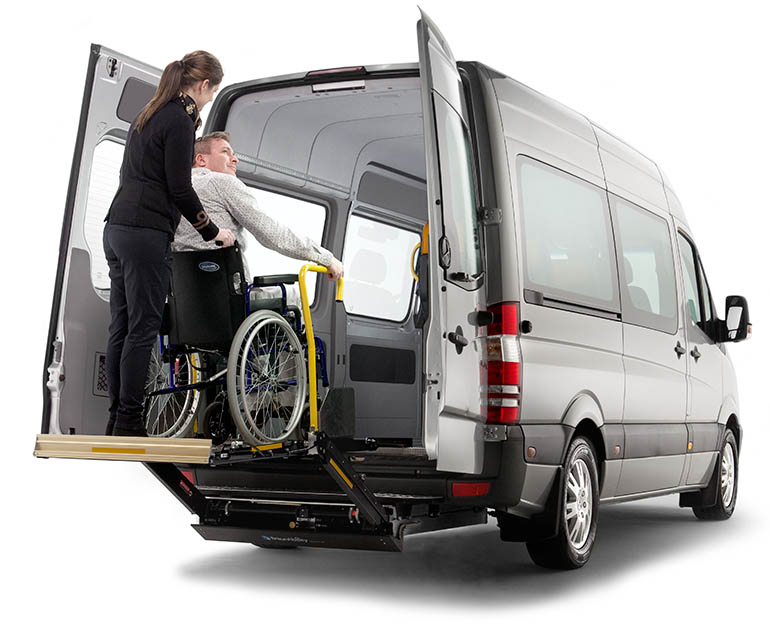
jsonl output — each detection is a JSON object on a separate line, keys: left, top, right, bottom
{"left": 493, "top": 79, "right": 604, "bottom": 187}
{"left": 718, "top": 392, "right": 739, "bottom": 428}
{"left": 659, "top": 168, "right": 689, "bottom": 228}
{"left": 685, "top": 451, "right": 719, "bottom": 485}
{"left": 418, "top": 11, "right": 485, "bottom": 472}
{"left": 600, "top": 459, "right": 623, "bottom": 499}
{"left": 436, "top": 415, "right": 484, "bottom": 474}
{"left": 621, "top": 324, "right": 688, "bottom": 424}
{"left": 517, "top": 306, "right": 623, "bottom": 428}
{"left": 44, "top": 45, "right": 161, "bottom": 435}
{"left": 616, "top": 454, "right": 686, "bottom": 494}
{"left": 560, "top": 389, "right": 607, "bottom": 431}
{"left": 593, "top": 125, "right": 669, "bottom": 213}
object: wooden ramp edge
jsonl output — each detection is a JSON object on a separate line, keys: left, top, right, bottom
{"left": 34, "top": 434, "right": 212, "bottom": 464}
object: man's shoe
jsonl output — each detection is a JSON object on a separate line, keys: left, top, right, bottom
{"left": 105, "top": 416, "right": 117, "bottom": 436}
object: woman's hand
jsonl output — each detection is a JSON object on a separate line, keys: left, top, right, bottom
{"left": 326, "top": 258, "right": 344, "bottom": 280}
{"left": 215, "top": 228, "right": 236, "bottom": 247}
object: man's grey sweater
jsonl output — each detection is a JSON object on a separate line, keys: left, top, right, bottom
{"left": 173, "top": 167, "right": 335, "bottom": 278}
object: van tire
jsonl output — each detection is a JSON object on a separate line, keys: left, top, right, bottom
{"left": 693, "top": 429, "right": 738, "bottom": 521}
{"left": 526, "top": 436, "right": 599, "bottom": 569}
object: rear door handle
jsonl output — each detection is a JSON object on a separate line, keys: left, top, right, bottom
{"left": 447, "top": 326, "right": 469, "bottom": 354}
{"left": 674, "top": 341, "right": 686, "bottom": 358}
{"left": 691, "top": 346, "right": 701, "bottom": 362}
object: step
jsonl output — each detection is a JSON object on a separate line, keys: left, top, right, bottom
{"left": 193, "top": 524, "right": 403, "bottom": 551}
{"left": 33, "top": 434, "right": 212, "bottom": 464}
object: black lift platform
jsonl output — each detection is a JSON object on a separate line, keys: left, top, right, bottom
{"left": 151, "top": 431, "right": 486, "bottom": 552}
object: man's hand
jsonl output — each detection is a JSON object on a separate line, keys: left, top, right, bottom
{"left": 215, "top": 228, "right": 236, "bottom": 247}
{"left": 326, "top": 258, "right": 344, "bottom": 280}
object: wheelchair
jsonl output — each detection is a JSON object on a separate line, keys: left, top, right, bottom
{"left": 142, "top": 244, "right": 331, "bottom": 446}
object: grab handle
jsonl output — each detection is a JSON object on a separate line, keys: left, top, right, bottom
{"left": 298, "top": 264, "right": 344, "bottom": 432}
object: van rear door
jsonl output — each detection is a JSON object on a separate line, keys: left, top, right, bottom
{"left": 33, "top": 46, "right": 206, "bottom": 461}
{"left": 417, "top": 12, "right": 486, "bottom": 473}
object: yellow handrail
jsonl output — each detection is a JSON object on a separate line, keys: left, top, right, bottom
{"left": 298, "top": 264, "right": 343, "bottom": 432}
{"left": 410, "top": 242, "right": 421, "bottom": 282}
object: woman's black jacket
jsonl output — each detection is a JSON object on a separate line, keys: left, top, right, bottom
{"left": 106, "top": 95, "right": 218, "bottom": 241}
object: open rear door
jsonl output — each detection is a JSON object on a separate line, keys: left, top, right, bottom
{"left": 417, "top": 12, "right": 486, "bottom": 473}
{"left": 36, "top": 45, "right": 210, "bottom": 464}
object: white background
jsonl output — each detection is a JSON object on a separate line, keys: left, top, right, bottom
{"left": 2, "top": 0, "right": 767, "bottom": 623}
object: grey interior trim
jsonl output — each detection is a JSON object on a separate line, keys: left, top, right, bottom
{"left": 58, "top": 248, "right": 111, "bottom": 436}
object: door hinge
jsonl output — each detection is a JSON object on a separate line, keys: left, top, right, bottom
{"left": 106, "top": 57, "right": 119, "bottom": 78}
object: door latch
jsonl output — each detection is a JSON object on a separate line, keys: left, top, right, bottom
{"left": 438, "top": 236, "right": 451, "bottom": 269}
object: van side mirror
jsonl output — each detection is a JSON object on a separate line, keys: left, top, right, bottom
{"left": 721, "top": 295, "right": 751, "bottom": 342}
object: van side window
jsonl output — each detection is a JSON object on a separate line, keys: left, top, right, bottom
{"left": 613, "top": 199, "right": 678, "bottom": 334}
{"left": 518, "top": 157, "right": 619, "bottom": 312}
{"left": 242, "top": 186, "right": 327, "bottom": 306}
{"left": 678, "top": 233, "right": 715, "bottom": 336}
{"left": 342, "top": 213, "right": 421, "bottom": 322}
{"left": 84, "top": 139, "right": 124, "bottom": 294}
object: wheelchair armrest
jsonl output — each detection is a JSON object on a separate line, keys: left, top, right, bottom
{"left": 252, "top": 274, "right": 299, "bottom": 287}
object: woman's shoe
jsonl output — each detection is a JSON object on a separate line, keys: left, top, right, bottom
{"left": 113, "top": 417, "right": 148, "bottom": 437}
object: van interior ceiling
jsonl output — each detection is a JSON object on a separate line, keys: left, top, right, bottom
{"left": 224, "top": 75, "right": 429, "bottom": 447}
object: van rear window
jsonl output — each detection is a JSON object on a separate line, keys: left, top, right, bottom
{"left": 83, "top": 139, "right": 124, "bottom": 294}
{"left": 518, "top": 157, "right": 619, "bottom": 313}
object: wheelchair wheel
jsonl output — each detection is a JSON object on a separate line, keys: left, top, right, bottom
{"left": 227, "top": 310, "right": 307, "bottom": 445}
{"left": 144, "top": 343, "right": 201, "bottom": 438}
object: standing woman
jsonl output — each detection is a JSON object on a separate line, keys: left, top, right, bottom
{"left": 103, "top": 51, "right": 236, "bottom": 437}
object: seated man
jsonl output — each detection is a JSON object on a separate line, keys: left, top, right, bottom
{"left": 173, "top": 131, "right": 343, "bottom": 282}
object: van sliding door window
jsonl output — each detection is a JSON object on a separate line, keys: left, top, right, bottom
{"left": 83, "top": 139, "right": 124, "bottom": 294}
{"left": 242, "top": 187, "right": 326, "bottom": 306}
{"left": 433, "top": 96, "right": 482, "bottom": 285}
{"left": 342, "top": 214, "right": 421, "bottom": 322}
{"left": 518, "top": 157, "right": 619, "bottom": 313}
{"left": 614, "top": 199, "right": 678, "bottom": 334}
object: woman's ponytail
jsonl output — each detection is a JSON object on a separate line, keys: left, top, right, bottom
{"left": 135, "top": 51, "right": 223, "bottom": 132}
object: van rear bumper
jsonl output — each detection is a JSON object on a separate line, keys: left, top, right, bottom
{"left": 487, "top": 426, "right": 564, "bottom": 517}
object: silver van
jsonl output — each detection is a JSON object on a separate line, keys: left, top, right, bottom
{"left": 35, "top": 12, "right": 751, "bottom": 569}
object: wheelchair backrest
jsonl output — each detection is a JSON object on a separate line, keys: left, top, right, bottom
{"left": 167, "top": 245, "right": 246, "bottom": 350}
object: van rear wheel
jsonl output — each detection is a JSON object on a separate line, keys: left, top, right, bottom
{"left": 526, "top": 436, "right": 599, "bottom": 569}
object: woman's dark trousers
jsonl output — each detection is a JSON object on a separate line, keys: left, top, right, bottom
{"left": 103, "top": 224, "right": 172, "bottom": 431}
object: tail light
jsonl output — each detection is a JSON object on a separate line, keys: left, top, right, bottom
{"left": 482, "top": 302, "right": 521, "bottom": 424}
